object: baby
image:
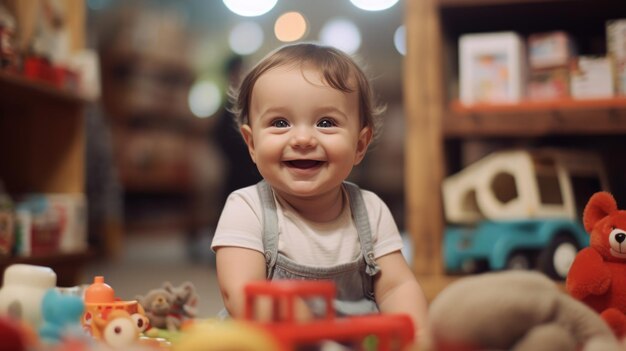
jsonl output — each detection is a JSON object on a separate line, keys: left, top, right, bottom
{"left": 211, "top": 43, "right": 428, "bottom": 337}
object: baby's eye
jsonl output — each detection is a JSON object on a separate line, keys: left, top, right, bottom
{"left": 271, "top": 119, "right": 290, "bottom": 128}
{"left": 317, "top": 118, "right": 336, "bottom": 128}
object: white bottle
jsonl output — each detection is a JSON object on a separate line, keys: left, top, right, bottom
{"left": 0, "top": 264, "right": 57, "bottom": 327}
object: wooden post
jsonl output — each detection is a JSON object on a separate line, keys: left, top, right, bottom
{"left": 403, "top": 0, "right": 445, "bottom": 276}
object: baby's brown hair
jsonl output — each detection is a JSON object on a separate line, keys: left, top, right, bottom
{"left": 230, "top": 43, "right": 384, "bottom": 140}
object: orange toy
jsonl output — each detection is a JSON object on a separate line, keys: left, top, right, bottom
{"left": 82, "top": 276, "right": 146, "bottom": 339}
{"left": 566, "top": 192, "right": 626, "bottom": 337}
{"left": 93, "top": 310, "right": 140, "bottom": 348}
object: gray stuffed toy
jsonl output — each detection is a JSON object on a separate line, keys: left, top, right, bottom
{"left": 427, "top": 271, "right": 622, "bottom": 351}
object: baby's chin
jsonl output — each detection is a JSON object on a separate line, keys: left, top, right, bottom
{"left": 271, "top": 181, "right": 341, "bottom": 199}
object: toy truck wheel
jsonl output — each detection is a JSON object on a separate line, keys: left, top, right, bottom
{"left": 505, "top": 252, "right": 533, "bottom": 271}
{"left": 538, "top": 234, "right": 579, "bottom": 280}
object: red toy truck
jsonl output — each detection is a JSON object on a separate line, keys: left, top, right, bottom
{"left": 244, "top": 280, "right": 415, "bottom": 351}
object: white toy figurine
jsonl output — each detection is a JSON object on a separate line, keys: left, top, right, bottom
{"left": 0, "top": 264, "right": 57, "bottom": 327}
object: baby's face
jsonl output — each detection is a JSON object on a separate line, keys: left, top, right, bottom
{"left": 241, "top": 64, "right": 371, "bottom": 199}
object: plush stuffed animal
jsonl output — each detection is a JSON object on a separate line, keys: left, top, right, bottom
{"left": 428, "top": 271, "right": 620, "bottom": 351}
{"left": 162, "top": 281, "right": 198, "bottom": 320}
{"left": 39, "top": 288, "right": 84, "bottom": 342}
{"left": 566, "top": 191, "right": 626, "bottom": 337}
{"left": 136, "top": 288, "right": 178, "bottom": 331}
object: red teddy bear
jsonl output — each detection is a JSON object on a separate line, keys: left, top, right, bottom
{"left": 566, "top": 191, "right": 626, "bottom": 337}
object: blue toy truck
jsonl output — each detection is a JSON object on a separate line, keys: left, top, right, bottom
{"left": 444, "top": 219, "right": 590, "bottom": 280}
{"left": 441, "top": 149, "right": 608, "bottom": 280}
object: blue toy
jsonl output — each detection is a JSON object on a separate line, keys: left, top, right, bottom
{"left": 444, "top": 219, "right": 589, "bottom": 280}
{"left": 39, "top": 288, "right": 85, "bottom": 343}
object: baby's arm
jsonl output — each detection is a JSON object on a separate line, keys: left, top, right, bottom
{"left": 374, "top": 251, "right": 429, "bottom": 339}
{"left": 215, "top": 246, "right": 267, "bottom": 318}
{"left": 216, "top": 246, "right": 313, "bottom": 322}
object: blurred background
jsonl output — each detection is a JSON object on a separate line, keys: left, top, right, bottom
{"left": 1, "top": 0, "right": 625, "bottom": 319}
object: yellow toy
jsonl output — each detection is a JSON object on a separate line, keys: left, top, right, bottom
{"left": 172, "top": 320, "right": 282, "bottom": 351}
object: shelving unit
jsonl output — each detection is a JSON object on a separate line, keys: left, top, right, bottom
{"left": 0, "top": 71, "right": 92, "bottom": 287}
{"left": 0, "top": 0, "right": 91, "bottom": 286}
{"left": 404, "top": 0, "right": 626, "bottom": 299}
{"left": 0, "top": 72, "right": 86, "bottom": 194}
{"left": 446, "top": 97, "right": 626, "bottom": 136}
{"left": 98, "top": 7, "right": 220, "bottom": 238}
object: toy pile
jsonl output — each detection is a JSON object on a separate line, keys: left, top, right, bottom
{"left": 426, "top": 191, "right": 626, "bottom": 351}
{"left": 0, "top": 265, "right": 199, "bottom": 351}
{"left": 0, "top": 267, "right": 417, "bottom": 351}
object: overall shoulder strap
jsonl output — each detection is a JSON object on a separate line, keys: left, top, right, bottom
{"left": 256, "top": 180, "right": 279, "bottom": 278}
{"left": 344, "top": 182, "right": 380, "bottom": 276}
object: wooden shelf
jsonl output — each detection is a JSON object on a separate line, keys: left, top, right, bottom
{"left": 452, "top": 97, "right": 626, "bottom": 112}
{"left": 0, "top": 72, "right": 88, "bottom": 107}
{"left": 438, "top": 0, "right": 558, "bottom": 7}
{"left": 0, "top": 0, "right": 97, "bottom": 279}
{"left": 0, "top": 250, "right": 94, "bottom": 287}
{"left": 0, "top": 71, "right": 88, "bottom": 194}
{"left": 404, "top": 0, "right": 626, "bottom": 292}
{"left": 437, "top": 0, "right": 623, "bottom": 8}
{"left": 0, "top": 78, "right": 86, "bottom": 194}
{"left": 445, "top": 98, "right": 626, "bottom": 137}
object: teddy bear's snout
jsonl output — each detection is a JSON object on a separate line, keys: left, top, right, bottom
{"left": 609, "top": 228, "right": 626, "bottom": 258}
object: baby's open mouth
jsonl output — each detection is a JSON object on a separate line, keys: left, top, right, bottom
{"left": 285, "top": 160, "right": 323, "bottom": 169}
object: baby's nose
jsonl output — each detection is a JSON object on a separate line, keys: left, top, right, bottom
{"left": 291, "top": 127, "right": 317, "bottom": 148}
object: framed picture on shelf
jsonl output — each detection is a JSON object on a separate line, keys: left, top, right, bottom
{"left": 459, "top": 32, "right": 526, "bottom": 105}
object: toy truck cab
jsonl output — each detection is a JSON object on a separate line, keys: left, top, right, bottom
{"left": 442, "top": 149, "right": 609, "bottom": 280}
{"left": 244, "top": 280, "right": 414, "bottom": 351}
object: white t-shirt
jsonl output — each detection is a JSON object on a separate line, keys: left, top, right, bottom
{"left": 211, "top": 184, "right": 404, "bottom": 267}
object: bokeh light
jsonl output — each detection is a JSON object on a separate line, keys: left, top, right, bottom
{"left": 350, "top": 0, "right": 400, "bottom": 11}
{"left": 228, "top": 21, "right": 264, "bottom": 55}
{"left": 394, "top": 25, "right": 406, "bottom": 55}
{"left": 274, "top": 12, "right": 308, "bottom": 42}
{"left": 188, "top": 81, "right": 222, "bottom": 118}
{"left": 222, "top": 0, "right": 278, "bottom": 17}
{"left": 319, "top": 18, "right": 361, "bottom": 54}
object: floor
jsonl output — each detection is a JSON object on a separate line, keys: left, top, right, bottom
{"left": 80, "top": 231, "right": 224, "bottom": 318}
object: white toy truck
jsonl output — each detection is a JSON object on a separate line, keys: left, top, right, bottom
{"left": 442, "top": 148, "right": 609, "bottom": 280}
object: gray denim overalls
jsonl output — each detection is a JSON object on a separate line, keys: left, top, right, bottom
{"left": 256, "top": 180, "right": 381, "bottom": 317}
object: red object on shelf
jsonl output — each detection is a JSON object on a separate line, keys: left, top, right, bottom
{"left": 23, "top": 56, "right": 49, "bottom": 80}
{"left": 22, "top": 56, "right": 78, "bottom": 91}
{"left": 243, "top": 280, "right": 415, "bottom": 351}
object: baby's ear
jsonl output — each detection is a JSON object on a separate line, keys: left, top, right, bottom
{"left": 354, "top": 126, "right": 373, "bottom": 165}
{"left": 240, "top": 124, "right": 257, "bottom": 163}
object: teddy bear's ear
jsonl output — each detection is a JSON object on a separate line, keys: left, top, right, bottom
{"left": 181, "top": 281, "right": 195, "bottom": 292}
{"left": 162, "top": 281, "right": 173, "bottom": 292}
{"left": 583, "top": 192, "right": 617, "bottom": 232}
